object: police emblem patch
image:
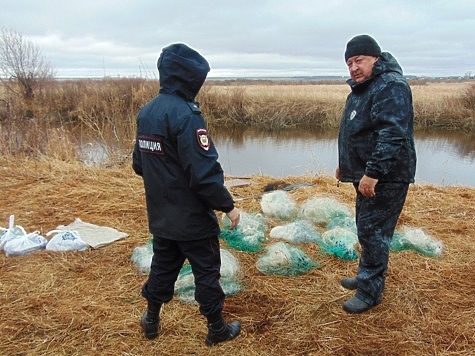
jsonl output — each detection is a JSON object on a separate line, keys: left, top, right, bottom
{"left": 196, "top": 128, "right": 210, "bottom": 151}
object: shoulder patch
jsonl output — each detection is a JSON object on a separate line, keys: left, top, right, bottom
{"left": 196, "top": 129, "right": 210, "bottom": 151}
{"left": 187, "top": 102, "right": 201, "bottom": 114}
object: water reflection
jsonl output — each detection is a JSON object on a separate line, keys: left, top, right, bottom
{"left": 211, "top": 128, "right": 475, "bottom": 187}
{"left": 413, "top": 130, "right": 474, "bottom": 186}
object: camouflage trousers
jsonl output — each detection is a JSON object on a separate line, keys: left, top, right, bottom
{"left": 353, "top": 182, "right": 409, "bottom": 305}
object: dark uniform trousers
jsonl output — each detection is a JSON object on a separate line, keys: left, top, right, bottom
{"left": 142, "top": 236, "right": 225, "bottom": 318}
{"left": 353, "top": 182, "right": 409, "bottom": 305}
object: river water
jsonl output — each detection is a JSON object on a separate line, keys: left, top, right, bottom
{"left": 211, "top": 128, "right": 475, "bottom": 187}
{"left": 80, "top": 128, "right": 474, "bottom": 187}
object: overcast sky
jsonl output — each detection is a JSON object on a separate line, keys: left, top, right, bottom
{"left": 1, "top": 0, "right": 474, "bottom": 78}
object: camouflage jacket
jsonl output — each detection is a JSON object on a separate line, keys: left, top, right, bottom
{"left": 338, "top": 52, "right": 416, "bottom": 183}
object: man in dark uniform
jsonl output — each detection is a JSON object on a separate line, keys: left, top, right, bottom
{"left": 132, "top": 43, "right": 241, "bottom": 345}
{"left": 336, "top": 35, "right": 416, "bottom": 313}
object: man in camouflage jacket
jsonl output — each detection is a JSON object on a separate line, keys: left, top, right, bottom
{"left": 336, "top": 34, "right": 417, "bottom": 313}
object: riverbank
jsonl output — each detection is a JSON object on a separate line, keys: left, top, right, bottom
{"left": 1, "top": 158, "right": 474, "bottom": 355}
{"left": 1, "top": 80, "right": 474, "bottom": 159}
{"left": 200, "top": 81, "right": 475, "bottom": 130}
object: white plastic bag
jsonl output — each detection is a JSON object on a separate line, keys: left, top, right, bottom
{"left": 0, "top": 215, "right": 27, "bottom": 251}
{"left": 4, "top": 231, "right": 48, "bottom": 257}
{"left": 45, "top": 229, "right": 89, "bottom": 252}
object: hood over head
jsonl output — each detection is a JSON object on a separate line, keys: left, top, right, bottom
{"left": 157, "top": 43, "right": 210, "bottom": 101}
{"left": 372, "top": 52, "right": 403, "bottom": 77}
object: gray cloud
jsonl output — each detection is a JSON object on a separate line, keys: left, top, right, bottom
{"left": 1, "top": 0, "right": 474, "bottom": 78}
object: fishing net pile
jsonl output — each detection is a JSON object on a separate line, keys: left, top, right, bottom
{"left": 219, "top": 211, "right": 267, "bottom": 252}
{"left": 173, "top": 249, "right": 243, "bottom": 304}
{"left": 269, "top": 220, "right": 321, "bottom": 243}
{"left": 256, "top": 241, "right": 317, "bottom": 276}
{"left": 261, "top": 191, "right": 359, "bottom": 261}
{"left": 131, "top": 237, "right": 154, "bottom": 275}
{"left": 131, "top": 241, "right": 243, "bottom": 304}
{"left": 391, "top": 226, "right": 444, "bottom": 257}
{"left": 130, "top": 187, "right": 445, "bottom": 304}
{"left": 259, "top": 190, "right": 443, "bottom": 260}
{"left": 260, "top": 190, "right": 298, "bottom": 220}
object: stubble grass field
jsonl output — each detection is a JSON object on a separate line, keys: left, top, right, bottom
{"left": 0, "top": 158, "right": 474, "bottom": 355}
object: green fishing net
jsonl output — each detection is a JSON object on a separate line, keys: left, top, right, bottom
{"left": 391, "top": 227, "right": 443, "bottom": 257}
{"left": 299, "top": 197, "right": 353, "bottom": 226}
{"left": 326, "top": 215, "right": 357, "bottom": 234}
{"left": 174, "top": 248, "right": 243, "bottom": 304}
{"left": 260, "top": 190, "right": 298, "bottom": 220}
{"left": 256, "top": 241, "right": 318, "bottom": 276}
{"left": 269, "top": 220, "right": 321, "bottom": 243}
{"left": 318, "top": 227, "right": 359, "bottom": 261}
{"left": 220, "top": 211, "right": 267, "bottom": 252}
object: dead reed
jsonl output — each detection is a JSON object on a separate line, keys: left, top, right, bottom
{"left": 0, "top": 79, "right": 474, "bottom": 160}
{"left": 1, "top": 158, "right": 474, "bottom": 355}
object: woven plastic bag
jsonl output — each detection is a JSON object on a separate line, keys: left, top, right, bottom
{"left": 220, "top": 211, "right": 266, "bottom": 252}
{"left": 319, "top": 227, "right": 359, "bottom": 261}
{"left": 260, "top": 190, "right": 298, "bottom": 220}
{"left": 256, "top": 241, "right": 317, "bottom": 276}
{"left": 269, "top": 220, "right": 321, "bottom": 244}
{"left": 45, "top": 229, "right": 89, "bottom": 252}
{"left": 391, "top": 227, "right": 443, "bottom": 257}
{"left": 299, "top": 197, "right": 352, "bottom": 226}
{"left": 174, "top": 248, "right": 243, "bottom": 304}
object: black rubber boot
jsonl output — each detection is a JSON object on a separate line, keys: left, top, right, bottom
{"left": 341, "top": 277, "right": 358, "bottom": 290}
{"left": 205, "top": 318, "right": 241, "bottom": 346}
{"left": 343, "top": 295, "right": 381, "bottom": 314}
{"left": 140, "top": 303, "right": 161, "bottom": 339}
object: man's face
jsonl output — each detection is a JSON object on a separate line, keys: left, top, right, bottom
{"left": 346, "top": 55, "right": 378, "bottom": 83}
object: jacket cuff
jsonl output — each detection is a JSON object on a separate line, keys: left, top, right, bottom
{"left": 364, "top": 168, "right": 380, "bottom": 180}
{"left": 221, "top": 204, "right": 235, "bottom": 214}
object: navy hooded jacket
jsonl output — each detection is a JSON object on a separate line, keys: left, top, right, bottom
{"left": 132, "top": 43, "right": 234, "bottom": 240}
{"left": 338, "top": 52, "right": 417, "bottom": 183}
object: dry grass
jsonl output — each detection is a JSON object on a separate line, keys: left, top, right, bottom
{"left": 0, "top": 80, "right": 474, "bottom": 159}
{"left": 199, "top": 84, "right": 348, "bottom": 129}
{"left": 199, "top": 81, "right": 475, "bottom": 130}
{"left": 411, "top": 82, "right": 475, "bottom": 130}
{"left": 1, "top": 158, "right": 474, "bottom": 355}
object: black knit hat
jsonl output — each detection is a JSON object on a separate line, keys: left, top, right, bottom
{"left": 344, "top": 34, "right": 381, "bottom": 62}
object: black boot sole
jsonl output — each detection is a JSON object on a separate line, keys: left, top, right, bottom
{"left": 141, "top": 314, "right": 159, "bottom": 339}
